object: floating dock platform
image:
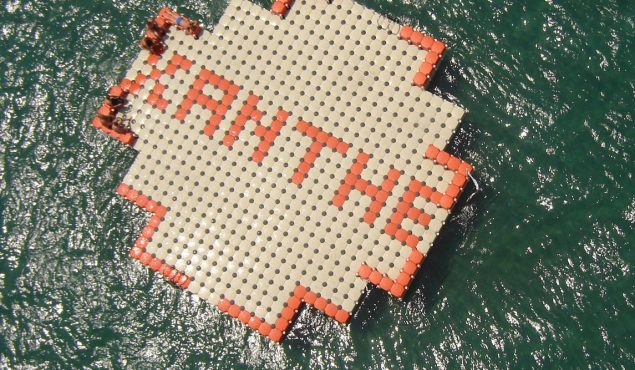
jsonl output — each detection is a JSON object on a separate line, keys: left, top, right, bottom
{"left": 94, "top": 0, "right": 473, "bottom": 342}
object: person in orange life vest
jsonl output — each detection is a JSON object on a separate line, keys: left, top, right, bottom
{"left": 111, "top": 117, "right": 129, "bottom": 134}
{"left": 97, "top": 105, "right": 115, "bottom": 129}
{"left": 106, "top": 86, "right": 125, "bottom": 111}
{"left": 139, "top": 36, "right": 164, "bottom": 55}
{"left": 146, "top": 19, "right": 167, "bottom": 40}
{"left": 175, "top": 15, "right": 201, "bottom": 39}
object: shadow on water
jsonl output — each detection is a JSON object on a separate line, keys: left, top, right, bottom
{"left": 432, "top": 55, "right": 484, "bottom": 157}
{"left": 284, "top": 285, "right": 391, "bottom": 348}
{"left": 400, "top": 53, "right": 485, "bottom": 307}
{"left": 283, "top": 282, "right": 391, "bottom": 345}
{"left": 349, "top": 284, "right": 390, "bottom": 332}
{"left": 406, "top": 182, "right": 478, "bottom": 307}
{"left": 282, "top": 306, "right": 317, "bottom": 347}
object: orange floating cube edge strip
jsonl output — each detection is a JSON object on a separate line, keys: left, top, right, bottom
{"left": 399, "top": 25, "right": 447, "bottom": 88}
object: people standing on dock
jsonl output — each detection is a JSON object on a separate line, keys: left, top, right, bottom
{"left": 98, "top": 86, "right": 131, "bottom": 133}
{"left": 146, "top": 19, "right": 167, "bottom": 40}
{"left": 111, "top": 117, "right": 130, "bottom": 134}
{"left": 158, "top": 7, "right": 202, "bottom": 39}
{"left": 155, "top": 15, "right": 170, "bottom": 32}
{"left": 139, "top": 18, "right": 169, "bottom": 55}
{"left": 140, "top": 35, "right": 164, "bottom": 55}
{"left": 97, "top": 105, "right": 115, "bottom": 129}
{"left": 106, "top": 86, "right": 125, "bottom": 111}
{"left": 139, "top": 9, "right": 202, "bottom": 54}
{"left": 176, "top": 17, "right": 201, "bottom": 39}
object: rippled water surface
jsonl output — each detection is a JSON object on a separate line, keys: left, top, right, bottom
{"left": 1, "top": 0, "right": 634, "bottom": 368}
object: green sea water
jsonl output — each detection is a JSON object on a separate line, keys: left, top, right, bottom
{"left": 1, "top": 0, "right": 634, "bottom": 368}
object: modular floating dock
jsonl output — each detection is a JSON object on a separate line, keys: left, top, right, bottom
{"left": 94, "top": 0, "right": 473, "bottom": 342}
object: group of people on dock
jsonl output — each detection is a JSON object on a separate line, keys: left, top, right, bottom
{"left": 97, "top": 86, "right": 130, "bottom": 133}
{"left": 140, "top": 8, "right": 202, "bottom": 55}
{"left": 96, "top": 9, "right": 204, "bottom": 134}
{"left": 140, "top": 19, "right": 168, "bottom": 55}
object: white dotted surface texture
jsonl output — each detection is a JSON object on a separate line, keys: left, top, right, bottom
{"left": 120, "top": 0, "right": 464, "bottom": 325}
